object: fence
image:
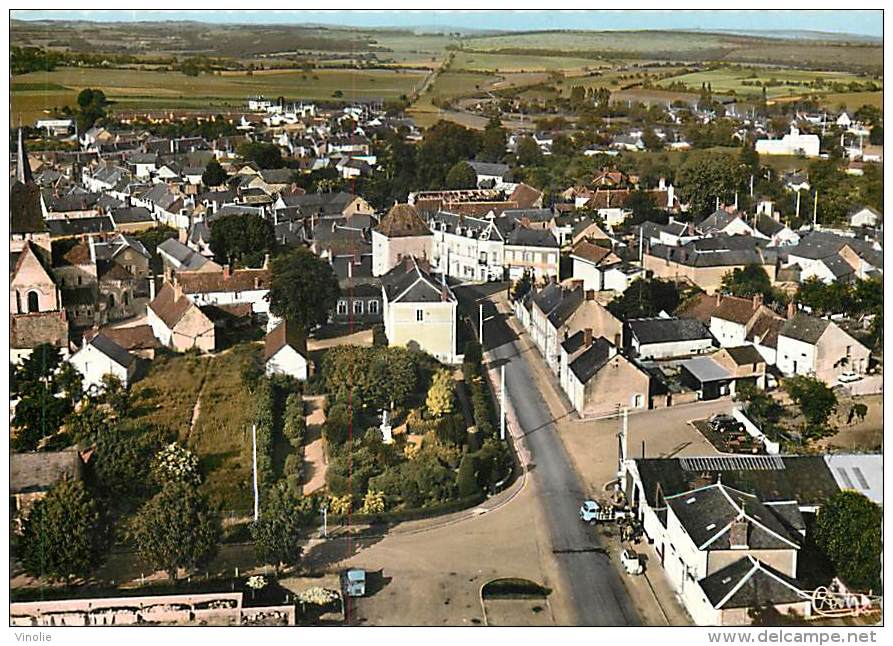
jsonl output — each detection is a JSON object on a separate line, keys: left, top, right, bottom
{"left": 732, "top": 406, "right": 780, "bottom": 455}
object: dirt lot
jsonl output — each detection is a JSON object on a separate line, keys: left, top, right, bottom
{"left": 314, "top": 479, "right": 561, "bottom": 626}
{"left": 822, "top": 393, "right": 883, "bottom": 452}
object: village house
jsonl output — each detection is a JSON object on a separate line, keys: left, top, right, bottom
{"left": 848, "top": 205, "right": 882, "bottom": 229}
{"left": 264, "top": 320, "right": 311, "bottom": 381}
{"left": 428, "top": 210, "right": 506, "bottom": 282}
{"left": 504, "top": 226, "right": 560, "bottom": 281}
{"left": 380, "top": 256, "right": 460, "bottom": 364}
{"left": 146, "top": 282, "right": 216, "bottom": 353}
{"left": 756, "top": 125, "right": 820, "bottom": 157}
{"left": 68, "top": 333, "right": 137, "bottom": 389}
{"left": 175, "top": 263, "right": 272, "bottom": 317}
{"left": 783, "top": 231, "right": 882, "bottom": 284}
{"left": 372, "top": 203, "right": 433, "bottom": 277}
{"left": 158, "top": 238, "right": 220, "bottom": 273}
{"left": 11, "top": 450, "right": 84, "bottom": 519}
{"left": 569, "top": 240, "right": 623, "bottom": 291}
{"left": 626, "top": 317, "right": 714, "bottom": 360}
{"left": 776, "top": 313, "right": 870, "bottom": 384}
{"left": 559, "top": 330, "right": 651, "bottom": 416}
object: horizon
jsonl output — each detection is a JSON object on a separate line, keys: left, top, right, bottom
{"left": 10, "top": 9, "right": 884, "bottom": 39}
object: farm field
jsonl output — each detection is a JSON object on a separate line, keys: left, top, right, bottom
{"left": 11, "top": 66, "right": 429, "bottom": 124}
{"left": 409, "top": 69, "right": 494, "bottom": 127}
{"left": 817, "top": 91, "right": 884, "bottom": 112}
{"left": 451, "top": 51, "right": 608, "bottom": 73}
{"left": 657, "top": 66, "right": 879, "bottom": 99}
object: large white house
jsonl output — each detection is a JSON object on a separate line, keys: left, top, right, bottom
{"left": 756, "top": 126, "right": 820, "bottom": 158}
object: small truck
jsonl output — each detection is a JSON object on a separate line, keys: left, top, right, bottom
{"left": 579, "top": 499, "right": 629, "bottom": 524}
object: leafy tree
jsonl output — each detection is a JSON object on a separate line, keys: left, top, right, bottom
{"left": 473, "top": 439, "right": 512, "bottom": 493}
{"left": 677, "top": 151, "right": 747, "bottom": 219}
{"left": 445, "top": 161, "right": 478, "bottom": 189}
{"left": 796, "top": 278, "right": 852, "bottom": 316}
{"left": 815, "top": 491, "right": 882, "bottom": 591}
{"left": 129, "top": 482, "right": 220, "bottom": 580}
{"left": 607, "top": 278, "right": 681, "bottom": 319}
{"left": 456, "top": 453, "right": 480, "bottom": 498}
{"left": 93, "top": 423, "right": 168, "bottom": 504}
{"left": 76, "top": 88, "right": 108, "bottom": 131}
{"left": 201, "top": 159, "right": 228, "bottom": 187}
{"left": 251, "top": 483, "right": 314, "bottom": 572}
{"left": 321, "top": 346, "right": 418, "bottom": 411}
{"left": 515, "top": 136, "right": 543, "bottom": 166}
{"left": 479, "top": 116, "right": 507, "bottom": 162}
{"left": 623, "top": 190, "right": 664, "bottom": 226}
{"left": 19, "top": 479, "right": 104, "bottom": 582}
{"left": 720, "top": 264, "right": 774, "bottom": 300}
{"left": 783, "top": 375, "right": 837, "bottom": 439}
{"left": 237, "top": 141, "right": 283, "bottom": 169}
{"left": 12, "top": 345, "right": 83, "bottom": 451}
{"left": 269, "top": 248, "right": 341, "bottom": 334}
{"left": 426, "top": 369, "right": 455, "bottom": 418}
{"left": 323, "top": 402, "right": 354, "bottom": 447}
{"left": 416, "top": 120, "right": 481, "bottom": 189}
{"left": 209, "top": 213, "right": 275, "bottom": 268}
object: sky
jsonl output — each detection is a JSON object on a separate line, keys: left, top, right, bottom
{"left": 10, "top": 9, "right": 884, "bottom": 38}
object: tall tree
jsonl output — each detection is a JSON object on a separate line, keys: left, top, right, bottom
{"left": 201, "top": 159, "right": 228, "bottom": 187}
{"left": 237, "top": 141, "right": 283, "bottom": 169}
{"left": 129, "top": 481, "right": 220, "bottom": 580}
{"left": 209, "top": 213, "right": 275, "bottom": 268}
{"left": 415, "top": 120, "right": 481, "bottom": 189}
{"left": 268, "top": 248, "right": 341, "bottom": 334}
{"left": 720, "top": 264, "right": 774, "bottom": 301}
{"left": 251, "top": 484, "right": 314, "bottom": 572}
{"left": 19, "top": 479, "right": 104, "bottom": 582}
{"left": 815, "top": 491, "right": 882, "bottom": 591}
{"left": 607, "top": 278, "right": 681, "bottom": 320}
{"left": 445, "top": 161, "right": 477, "bottom": 189}
{"left": 515, "top": 136, "right": 543, "bottom": 166}
{"left": 783, "top": 375, "right": 837, "bottom": 439}
{"left": 677, "top": 151, "right": 747, "bottom": 219}
{"left": 479, "top": 115, "right": 507, "bottom": 162}
{"left": 426, "top": 369, "right": 455, "bottom": 418}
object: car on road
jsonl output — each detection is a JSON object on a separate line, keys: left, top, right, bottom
{"left": 580, "top": 500, "right": 604, "bottom": 524}
{"left": 837, "top": 372, "right": 862, "bottom": 383}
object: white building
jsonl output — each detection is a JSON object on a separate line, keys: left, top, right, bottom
{"left": 264, "top": 321, "right": 310, "bottom": 381}
{"left": 755, "top": 126, "right": 821, "bottom": 158}
{"left": 68, "top": 334, "right": 136, "bottom": 389}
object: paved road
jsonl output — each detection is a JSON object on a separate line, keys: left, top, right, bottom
{"left": 457, "top": 284, "right": 640, "bottom": 626}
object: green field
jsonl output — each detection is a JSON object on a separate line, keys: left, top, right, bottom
{"left": 11, "top": 66, "right": 429, "bottom": 124}
{"left": 409, "top": 69, "right": 494, "bottom": 127}
{"left": 657, "top": 66, "right": 879, "bottom": 99}
{"left": 817, "top": 91, "right": 884, "bottom": 112}
{"left": 451, "top": 51, "right": 607, "bottom": 73}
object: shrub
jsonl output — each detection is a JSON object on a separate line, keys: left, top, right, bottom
{"left": 323, "top": 402, "right": 354, "bottom": 447}
{"left": 283, "top": 393, "right": 305, "bottom": 448}
{"left": 456, "top": 453, "right": 480, "bottom": 498}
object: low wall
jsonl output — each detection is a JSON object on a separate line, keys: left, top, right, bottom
{"left": 732, "top": 407, "right": 780, "bottom": 455}
{"left": 10, "top": 591, "right": 295, "bottom": 627}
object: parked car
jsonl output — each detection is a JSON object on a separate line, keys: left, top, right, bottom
{"left": 838, "top": 372, "right": 862, "bottom": 383}
{"left": 342, "top": 568, "right": 366, "bottom": 597}
{"left": 620, "top": 549, "right": 643, "bottom": 575}
{"left": 580, "top": 500, "right": 605, "bottom": 524}
{"left": 709, "top": 414, "right": 735, "bottom": 431}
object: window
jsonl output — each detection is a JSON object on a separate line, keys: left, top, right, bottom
{"left": 369, "top": 300, "right": 379, "bottom": 314}
{"left": 416, "top": 309, "right": 424, "bottom": 322}
{"left": 337, "top": 300, "right": 348, "bottom": 315}
{"left": 27, "top": 291, "right": 40, "bottom": 313}
{"left": 353, "top": 300, "right": 364, "bottom": 315}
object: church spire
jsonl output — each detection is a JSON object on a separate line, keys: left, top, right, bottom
{"left": 16, "top": 128, "right": 33, "bottom": 184}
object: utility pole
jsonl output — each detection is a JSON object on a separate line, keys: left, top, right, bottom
{"left": 795, "top": 190, "right": 801, "bottom": 220}
{"left": 500, "top": 363, "right": 506, "bottom": 441}
{"left": 479, "top": 302, "right": 484, "bottom": 346}
{"left": 252, "top": 424, "right": 259, "bottom": 522}
{"left": 617, "top": 408, "right": 629, "bottom": 480}
{"left": 813, "top": 190, "right": 819, "bottom": 229}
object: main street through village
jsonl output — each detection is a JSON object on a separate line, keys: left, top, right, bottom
{"left": 456, "top": 282, "right": 641, "bottom": 626}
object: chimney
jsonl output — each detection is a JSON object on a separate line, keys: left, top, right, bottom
{"left": 584, "top": 328, "right": 593, "bottom": 347}
{"left": 263, "top": 253, "right": 270, "bottom": 269}
{"left": 173, "top": 277, "right": 183, "bottom": 301}
{"left": 149, "top": 275, "right": 157, "bottom": 301}
{"left": 729, "top": 517, "right": 749, "bottom": 549}
{"left": 223, "top": 264, "right": 231, "bottom": 280}
{"left": 178, "top": 227, "right": 188, "bottom": 244}
{"left": 715, "top": 292, "right": 722, "bottom": 306}
{"left": 787, "top": 301, "right": 797, "bottom": 319}
{"left": 752, "top": 293, "right": 763, "bottom": 309}
{"left": 585, "top": 289, "right": 595, "bottom": 301}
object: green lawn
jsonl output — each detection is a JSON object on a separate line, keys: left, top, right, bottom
{"left": 657, "top": 67, "right": 877, "bottom": 99}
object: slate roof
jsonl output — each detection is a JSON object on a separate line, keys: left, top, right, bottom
{"left": 699, "top": 556, "right": 808, "bottom": 610}
{"left": 788, "top": 231, "right": 883, "bottom": 268}
{"left": 157, "top": 238, "right": 210, "bottom": 270}
{"left": 681, "top": 356, "right": 732, "bottom": 383}
{"left": 467, "top": 160, "right": 510, "bottom": 178}
{"left": 264, "top": 320, "right": 308, "bottom": 361}
{"left": 380, "top": 257, "right": 454, "bottom": 304}
{"left": 375, "top": 203, "right": 431, "bottom": 238}
{"left": 649, "top": 236, "right": 776, "bottom": 268}
{"left": 87, "top": 324, "right": 157, "bottom": 351}
{"left": 46, "top": 216, "right": 115, "bottom": 237}
{"left": 779, "top": 313, "right": 830, "bottom": 344}
{"left": 666, "top": 483, "right": 801, "bottom": 550}
{"left": 755, "top": 214, "right": 785, "bottom": 237}
{"left": 531, "top": 281, "right": 564, "bottom": 316}
{"left": 11, "top": 450, "right": 82, "bottom": 494}
{"left": 506, "top": 226, "right": 558, "bottom": 248}
{"left": 628, "top": 317, "right": 712, "bottom": 345}
{"left": 633, "top": 455, "right": 841, "bottom": 509}
{"left": 698, "top": 209, "right": 747, "bottom": 234}
{"left": 87, "top": 333, "right": 134, "bottom": 368}
{"left": 110, "top": 206, "right": 154, "bottom": 225}
{"left": 569, "top": 337, "right": 614, "bottom": 382}
{"left": 547, "top": 287, "right": 583, "bottom": 327}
